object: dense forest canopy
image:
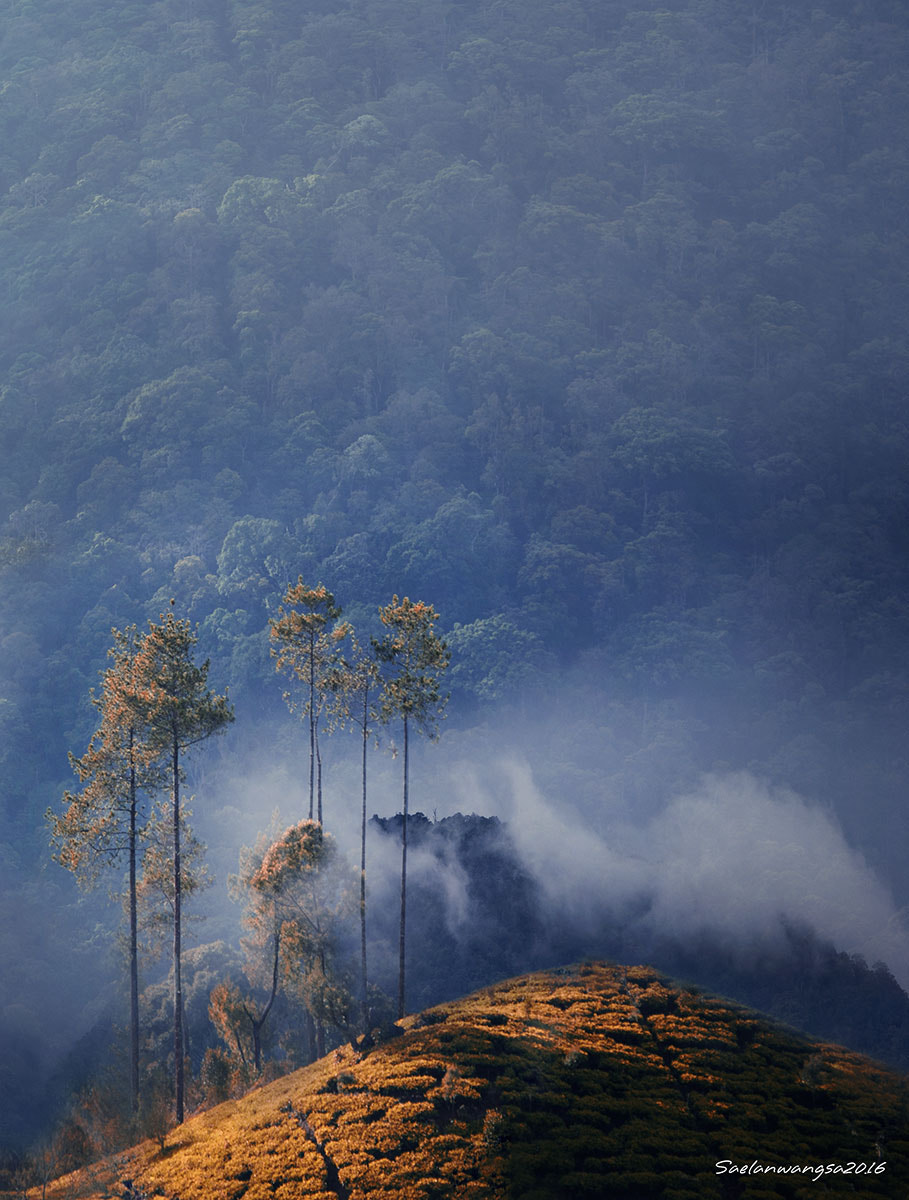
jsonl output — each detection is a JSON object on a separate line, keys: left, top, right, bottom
{"left": 2, "top": 0, "right": 909, "bottom": 1161}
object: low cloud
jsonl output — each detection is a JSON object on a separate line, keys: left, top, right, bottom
{"left": 484, "top": 762, "right": 909, "bottom": 988}
{"left": 194, "top": 738, "right": 909, "bottom": 990}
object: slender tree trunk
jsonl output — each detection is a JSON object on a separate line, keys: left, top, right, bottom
{"left": 316, "top": 943, "right": 327, "bottom": 1057}
{"left": 172, "top": 731, "right": 184, "bottom": 1125}
{"left": 251, "top": 1022, "right": 261, "bottom": 1074}
{"left": 398, "top": 716, "right": 408, "bottom": 1019}
{"left": 308, "top": 638, "right": 315, "bottom": 821}
{"left": 182, "top": 994, "right": 190, "bottom": 1066}
{"left": 233, "top": 1029, "right": 248, "bottom": 1068}
{"left": 360, "top": 690, "right": 368, "bottom": 1032}
{"left": 316, "top": 731, "right": 323, "bottom": 827}
{"left": 305, "top": 1010, "right": 317, "bottom": 1063}
{"left": 128, "top": 731, "right": 139, "bottom": 1117}
{"left": 249, "top": 921, "right": 281, "bottom": 1074}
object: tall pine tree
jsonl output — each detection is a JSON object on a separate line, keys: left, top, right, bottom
{"left": 329, "top": 632, "right": 380, "bottom": 1031}
{"left": 49, "top": 626, "right": 162, "bottom": 1117}
{"left": 270, "top": 581, "right": 344, "bottom": 825}
{"left": 135, "top": 609, "right": 233, "bottom": 1124}
{"left": 373, "top": 597, "right": 449, "bottom": 1018}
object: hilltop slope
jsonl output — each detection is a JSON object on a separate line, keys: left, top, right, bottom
{"left": 40, "top": 963, "right": 909, "bottom": 1200}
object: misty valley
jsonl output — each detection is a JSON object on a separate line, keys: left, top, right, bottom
{"left": 2, "top": 0, "right": 909, "bottom": 1194}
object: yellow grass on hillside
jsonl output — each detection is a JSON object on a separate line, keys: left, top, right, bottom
{"left": 35, "top": 962, "right": 909, "bottom": 1200}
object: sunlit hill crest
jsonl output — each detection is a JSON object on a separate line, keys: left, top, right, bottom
{"left": 35, "top": 964, "right": 909, "bottom": 1200}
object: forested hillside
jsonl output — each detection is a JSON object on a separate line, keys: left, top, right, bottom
{"left": 3, "top": 0, "right": 909, "bottom": 848}
{"left": 2, "top": 0, "right": 909, "bottom": 1165}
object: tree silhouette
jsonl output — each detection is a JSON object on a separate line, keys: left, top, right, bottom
{"left": 49, "top": 625, "right": 162, "bottom": 1116}
{"left": 271, "top": 580, "right": 344, "bottom": 825}
{"left": 373, "top": 596, "right": 449, "bottom": 1017}
{"left": 135, "top": 610, "right": 233, "bottom": 1124}
{"left": 329, "top": 631, "right": 381, "bottom": 1031}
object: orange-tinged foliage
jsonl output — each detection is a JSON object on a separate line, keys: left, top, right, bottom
{"left": 372, "top": 595, "right": 450, "bottom": 729}
{"left": 269, "top": 581, "right": 344, "bottom": 695}
{"left": 34, "top": 962, "right": 909, "bottom": 1200}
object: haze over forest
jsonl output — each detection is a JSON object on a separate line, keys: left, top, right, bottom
{"left": 2, "top": 0, "right": 909, "bottom": 1166}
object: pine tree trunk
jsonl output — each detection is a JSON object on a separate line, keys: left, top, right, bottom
{"left": 172, "top": 731, "right": 184, "bottom": 1125}
{"left": 129, "top": 731, "right": 139, "bottom": 1117}
{"left": 308, "top": 636, "right": 315, "bottom": 821}
{"left": 305, "top": 1010, "right": 317, "bottom": 1063}
{"left": 251, "top": 922, "right": 280, "bottom": 1074}
{"left": 397, "top": 716, "right": 408, "bottom": 1019}
{"left": 360, "top": 691, "right": 368, "bottom": 1032}
{"left": 316, "top": 733, "right": 323, "bottom": 827}
{"left": 252, "top": 1021, "right": 262, "bottom": 1074}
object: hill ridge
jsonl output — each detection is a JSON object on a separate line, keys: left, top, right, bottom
{"left": 36, "top": 962, "right": 909, "bottom": 1200}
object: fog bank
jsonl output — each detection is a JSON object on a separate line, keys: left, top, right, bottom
{"left": 480, "top": 762, "right": 909, "bottom": 988}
